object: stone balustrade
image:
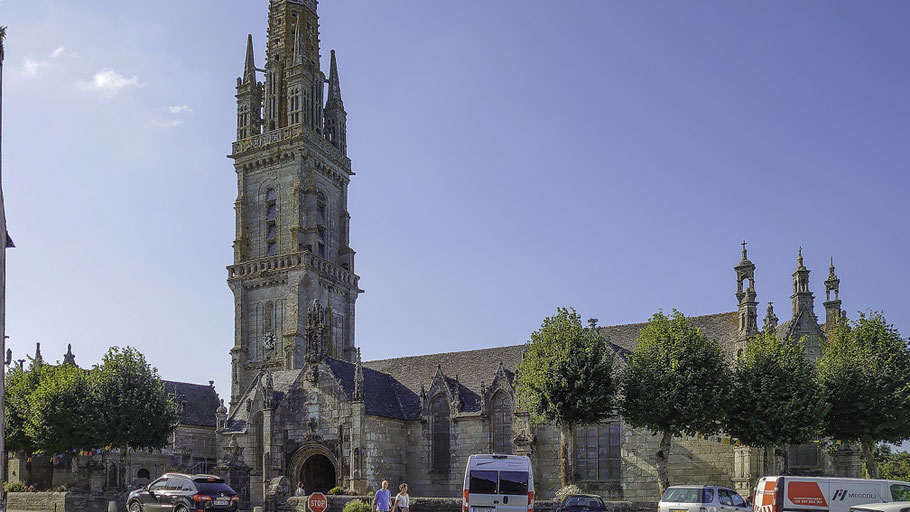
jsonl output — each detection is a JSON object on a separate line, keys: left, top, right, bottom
{"left": 228, "top": 251, "right": 359, "bottom": 288}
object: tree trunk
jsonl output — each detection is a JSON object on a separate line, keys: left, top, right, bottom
{"left": 861, "top": 439, "right": 878, "bottom": 479}
{"left": 763, "top": 445, "right": 776, "bottom": 475}
{"left": 781, "top": 446, "right": 790, "bottom": 475}
{"left": 656, "top": 430, "right": 672, "bottom": 496}
{"left": 559, "top": 424, "right": 576, "bottom": 487}
{"left": 119, "top": 445, "right": 127, "bottom": 490}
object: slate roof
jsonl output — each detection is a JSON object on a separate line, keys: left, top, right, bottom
{"left": 163, "top": 381, "right": 221, "bottom": 428}
{"left": 326, "top": 358, "right": 420, "bottom": 420}
{"left": 364, "top": 311, "right": 741, "bottom": 406}
{"left": 222, "top": 369, "right": 303, "bottom": 433}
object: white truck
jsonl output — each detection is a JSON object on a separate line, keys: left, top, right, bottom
{"left": 753, "top": 476, "right": 910, "bottom": 512}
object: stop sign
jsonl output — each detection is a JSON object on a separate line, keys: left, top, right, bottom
{"left": 309, "top": 492, "right": 328, "bottom": 512}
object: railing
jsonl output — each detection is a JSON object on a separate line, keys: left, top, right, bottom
{"left": 227, "top": 251, "right": 359, "bottom": 288}
{"left": 231, "top": 124, "right": 346, "bottom": 162}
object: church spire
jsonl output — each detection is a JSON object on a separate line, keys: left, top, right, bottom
{"left": 235, "top": 35, "right": 262, "bottom": 141}
{"left": 243, "top": 34, "right": 256, "bottom": 85}
{"left": 323, "top": 49, "right": 347, "bottom": 154}
{"left": 734, "top": 240, "right": 758, "bottom": 338}
{"left": 791, "top": 246, "right": 814, "bottom": 318}
{"left": 764, "top": 301, "right": 779, "bottom": 332}
{"left": 823, "top": 257, "right": 843, "bottom": 332}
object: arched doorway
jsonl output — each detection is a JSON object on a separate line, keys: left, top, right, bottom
{"left": 300, "top": 454, "right": 336, "bottom": 493}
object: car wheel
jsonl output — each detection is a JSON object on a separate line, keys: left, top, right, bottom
{"left": 174, "top": 506, "right": 189, "bottom": 512}
{"left": 128, "top": 502, "right": 142, "bottom": 512}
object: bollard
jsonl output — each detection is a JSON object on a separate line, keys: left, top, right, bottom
{"left": 108, "top": 500, "right": 118, "bottom": 512}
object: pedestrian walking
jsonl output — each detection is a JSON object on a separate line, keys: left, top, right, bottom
{"left": 392, "top": 483, "right": 409, "bottom": 512}
{"left": 372, "top": 480, "right": 392, "bottom": 512}
{"left": 295, "top": 482, "right": 306, "bottom": 497}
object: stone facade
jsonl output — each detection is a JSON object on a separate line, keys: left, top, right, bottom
{"left": 217, "top": 4, "right": 861, "bottom": 511}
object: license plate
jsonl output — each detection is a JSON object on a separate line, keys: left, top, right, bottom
{"left": 472, "top": 507, "right": 494, "bottom": 512}
{"left": 671, "top": 509, "right": 689, "bottom": 512}
{"left": 214, "top": 500, "right": 230, "bottom": 507}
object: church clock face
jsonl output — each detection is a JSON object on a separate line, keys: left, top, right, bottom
{"left": 263, "top": 331, "right": 276, "bottom": 350}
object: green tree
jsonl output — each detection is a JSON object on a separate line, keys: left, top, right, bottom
{"left": 818, "top": 312, "right": 910, "bottom": 478}
{"left": 4, "top": 362, "right": 41, "bottom": 453}
{"left": 619, "top": 310, "right": 729, "bottom": 494}
{"left": 25, "top": 363, "right": 100, "bottom": 455}
{"left": 880, "top": 449, "right": 910, "bottom": 482}
{"left": 725, "top": 331, "right": 826, "bottom": 473}
{"left": 93, "top": 346, "right": 179, "bottom": 487}
{"left": 516, "top": 308, "right": 616, "bottom": 486}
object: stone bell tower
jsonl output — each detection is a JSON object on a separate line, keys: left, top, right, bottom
{"left": 226, "top": 0, "right": 361, "bottom": 408}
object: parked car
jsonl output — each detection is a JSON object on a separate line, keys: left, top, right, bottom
{"left": 557, "top": 494, "right": 607, "bottom": 512}
{"left": 659, "top": 485, "right": 750, "bottom": 512}
{"left": 851, "top": 502, "right": 910, "bottom": 512}
{"left": 753, "top": 476, "right": 910, "bottom": 512}
{"left": 126, "top": 473, "right": 239, "bottom": 512}
{"left": 462, "top": 454, "right": 535, "bottom": 512}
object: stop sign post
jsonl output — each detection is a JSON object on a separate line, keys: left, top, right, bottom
{"left": 309, "top": 492, "right": 328, "bottom": 512}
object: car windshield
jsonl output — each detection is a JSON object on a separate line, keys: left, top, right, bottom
{"left": 194, "top": 482, "right": 235, "bottom": 495}
{"left": 565, "top": 497, "right": 606, "bottom": 509}
{"left": 663, "top": 488, "right": 706, "bottom": 503}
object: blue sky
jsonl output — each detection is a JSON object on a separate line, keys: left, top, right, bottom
{"left": 1, "top": 0, "right": 908, "bottom": 395}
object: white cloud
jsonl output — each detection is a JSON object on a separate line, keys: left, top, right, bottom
{"left": 168, "top": 104, "right": 192, "bottom": 115}
{"left": 19, "top": 46, "right": 77, "bottom": 76}
{"left": 21, "top": 58, "right": 45, "bottom": 76}
{"left": 49, "top": 46, "right": 77, "bottom": 59}
{"left": 151, "top": 119, "right": 184, "bottom": 128}
{"left": 78, "top": 68, "right": 141, "bottom": 96}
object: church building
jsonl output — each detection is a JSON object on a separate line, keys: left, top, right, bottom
{"left": 216, "top": 2, "right": 861, "bottom": 509}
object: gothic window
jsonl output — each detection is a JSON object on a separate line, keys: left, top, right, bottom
{"left": 574, "top": 422, "right": 620, "bottom": 482}
{"left": 265, "top": 188, "right": 278, "bottom": 256}
{"left": 317, "top": 192, "right": 327, "bottom": 223}
{"left": 491, "top": 391, "right": 513, "bottom": 454}
{"left": 264, "top": 302, "right": 275, "bottom": 331}
{"left": 431, "top": 394, "right": 451, "bottom": 473}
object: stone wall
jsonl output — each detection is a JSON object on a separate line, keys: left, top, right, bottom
{"left": 6, "top": 492, "right": 125, "bottom": 512}
{"left": 281, "top": 496, "right": 657, "bottom": 512}
{"left": 362, "top": 416, "right": 408, "bottom": 489}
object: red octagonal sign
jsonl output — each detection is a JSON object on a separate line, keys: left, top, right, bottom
{"left": 309, "top": 492, "right": 328, "bottom": 512}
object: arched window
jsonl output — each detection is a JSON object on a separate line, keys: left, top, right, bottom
{"left": 264, "top": 302, "right": 274, "bottom": 331}
{"left": 265, "top": 188, "right": 278, "bottom": 256}
{"left": 431, "top": 394, "right": 450, "bottom": 473}
{"left": 491, "top": 392, "right": 513, "bottom": 454}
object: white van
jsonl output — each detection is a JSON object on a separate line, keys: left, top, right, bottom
{"left": 463, "top": 454, "right": 535, "bottom": 512}
{"left": 753, "top": 476, "right": 910, "bottom": 512}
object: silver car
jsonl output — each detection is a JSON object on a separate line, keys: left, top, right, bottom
{"left": 659, "top": 486, "right": 751, "bottom": 512}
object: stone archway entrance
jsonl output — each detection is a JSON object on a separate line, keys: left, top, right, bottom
{"left": 288, "top": 443, "right": 340, "bottom": 494}
{"left": 301, "top": 454, "right": 336, "bottom": 493}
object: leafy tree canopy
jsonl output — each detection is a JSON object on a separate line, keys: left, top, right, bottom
{"left": 93, "top": 346, "right": 179, "bottom": 451}
{"left": 619, "top": 310, "right": 730, "bottom": 437}
{"left": 726, "top": 331, "right": 826, "bottom": 448}
{"left": 818, "top": 312, "right": 910, "bottom": 446}
{"left": 516, "top": 307, "right": 616, "bottom": 427}
{"left": 25, "top": 363, "right": 100, "bottom": 455}
{"left": 4, "top": 361, "right": 41, "bottom": 453}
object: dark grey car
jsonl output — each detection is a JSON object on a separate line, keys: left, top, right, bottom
{"left": 126, "top": 473, "right": 238, "bottom": 512}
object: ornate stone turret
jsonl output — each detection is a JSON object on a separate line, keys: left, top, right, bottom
{"left": 33, "top": 342, "right": 43, "bottom": 366}
{"left": 323, "top": 50, "right": 347, "bottom": 154}
{"left": 764, "top": 301, "right": 779, "bottom": 332}
{"left": 791, "top": 247, "right": 814, "bottom": 318}
{"left": 734, "top": 241, "right": 759, "bottom": 338}
{"left": 235, "top": 34, "right": 263, "bottom": 141}
{"left": 62, "top": 343, "right": 76, "bottom": 365}
{"left": 353, "top": 348, "right": 364, "bottom": 402}
{"left": 823, "top": 257, "right": 843, "bottom": 332}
